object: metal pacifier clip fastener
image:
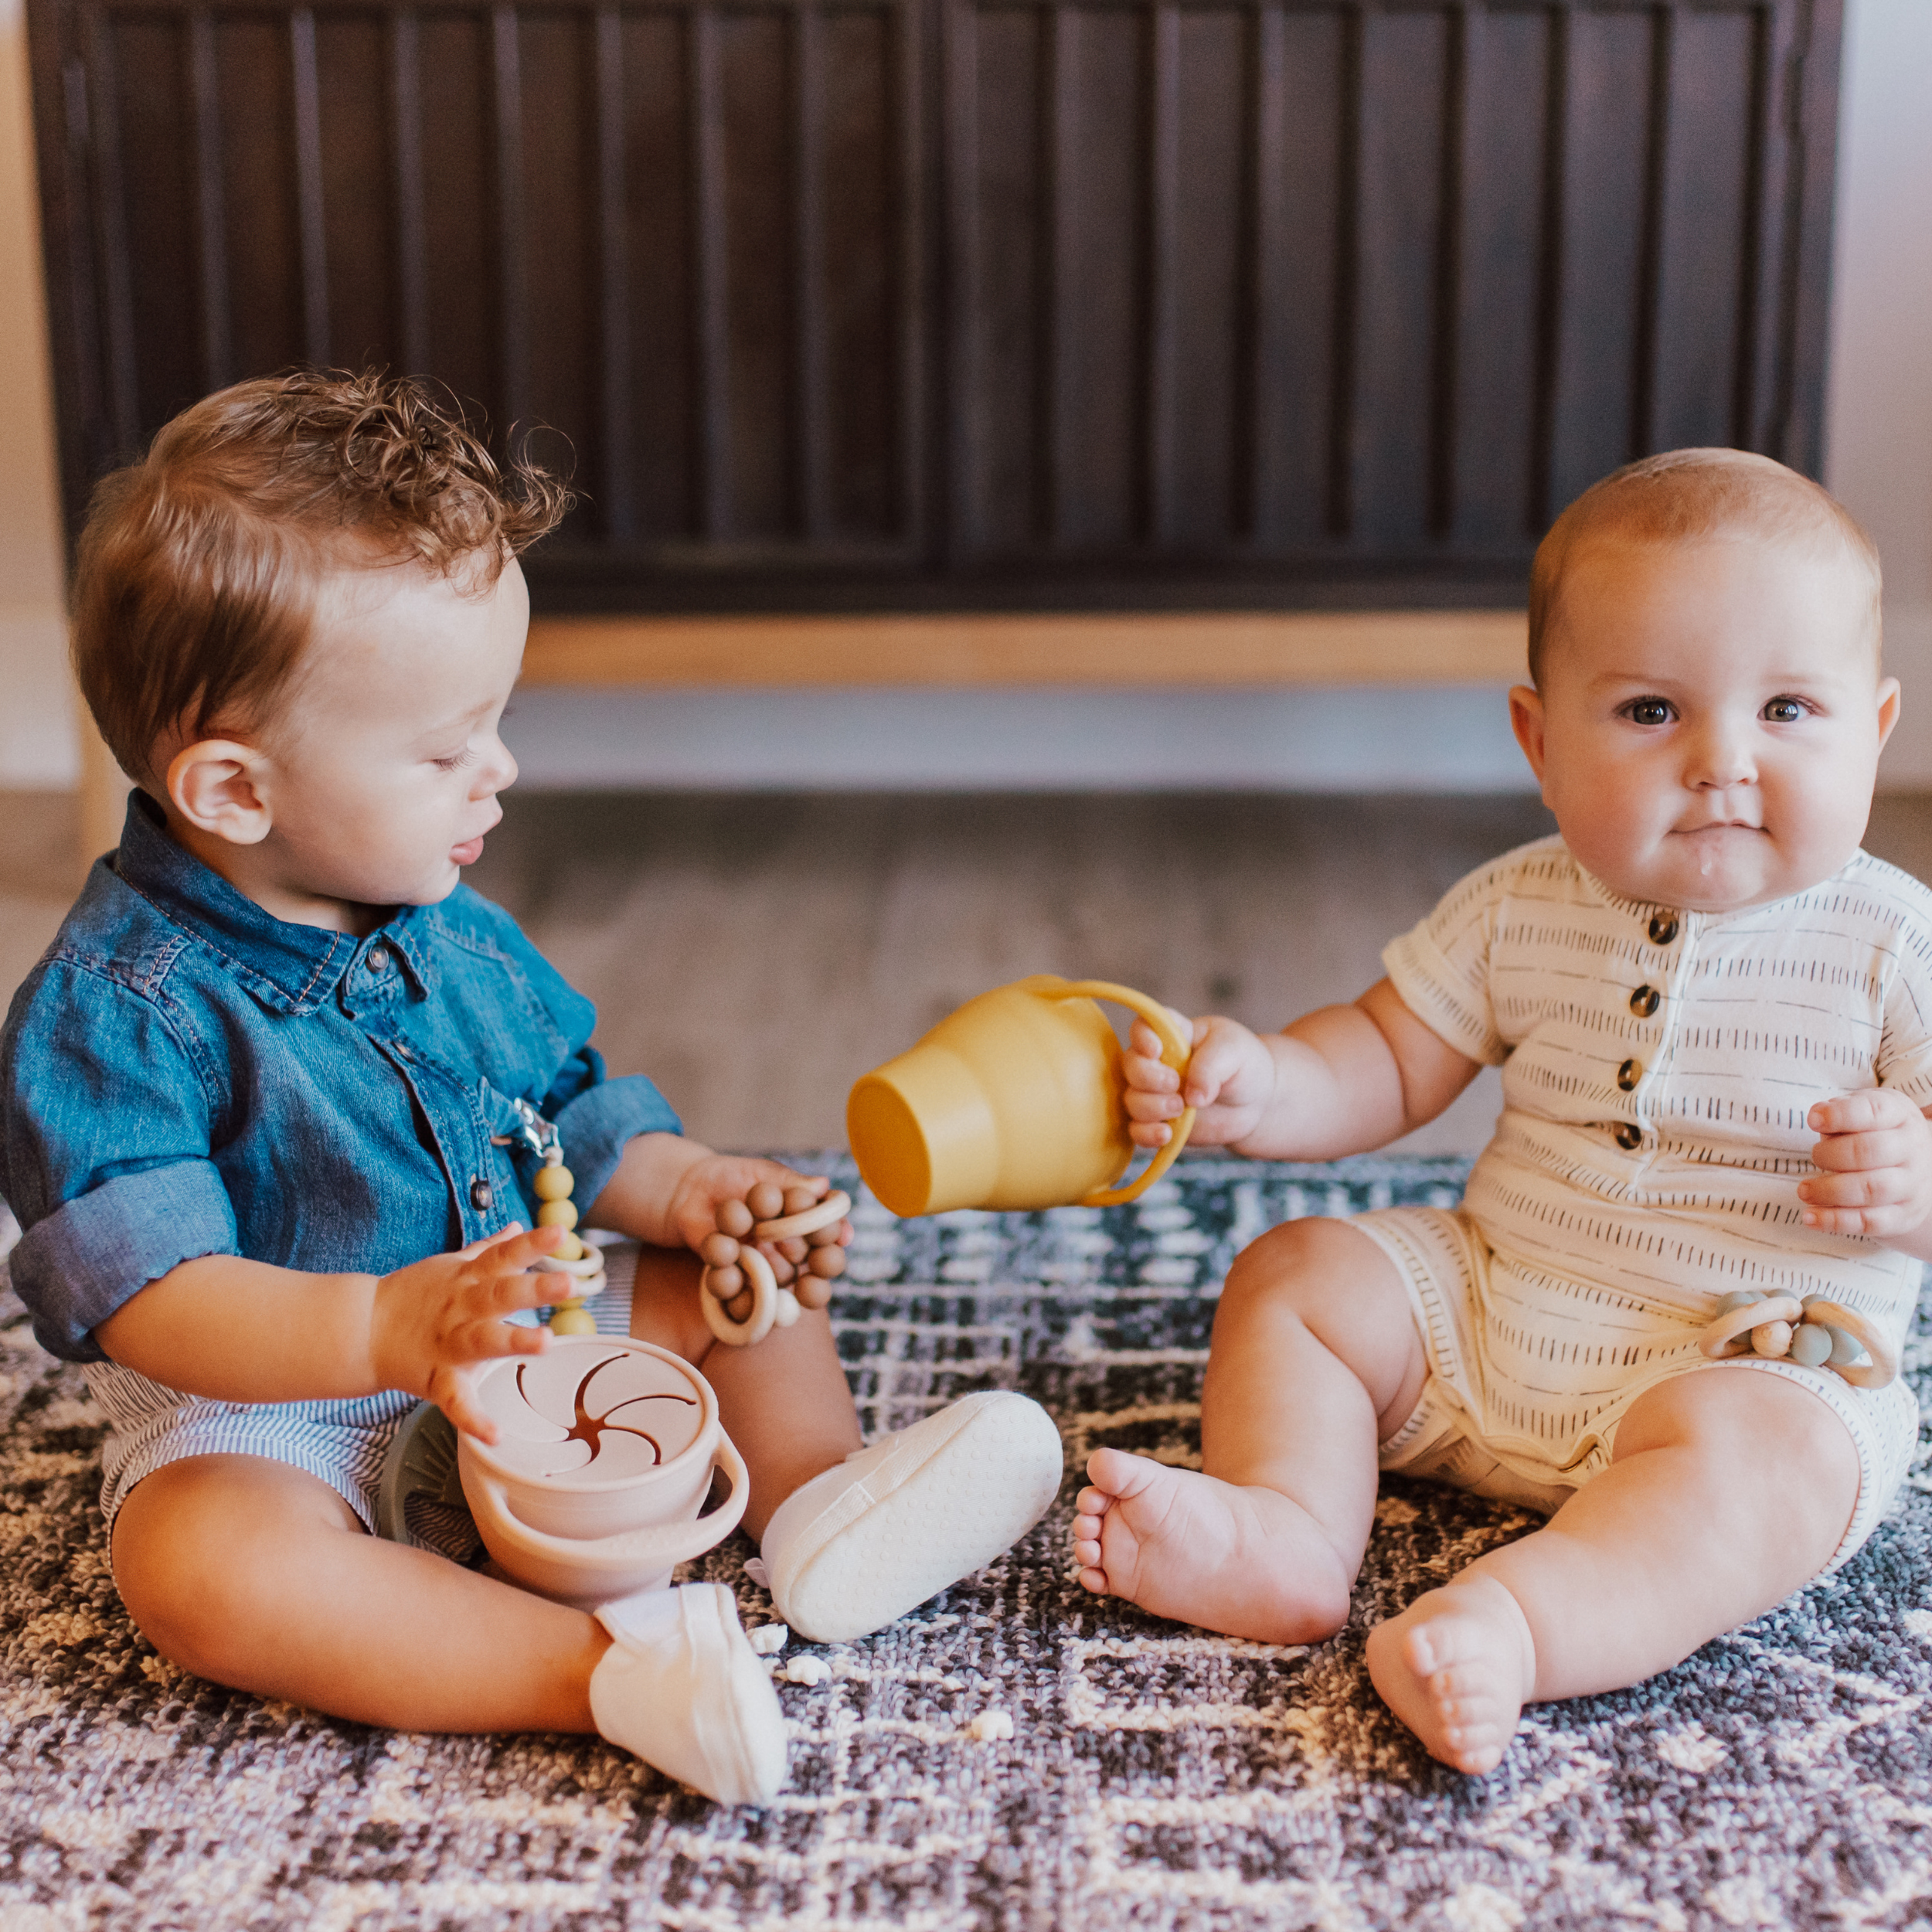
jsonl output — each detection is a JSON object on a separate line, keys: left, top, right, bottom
{"left": 1698, "top": 1290, "right": 1900, "bottom": 1389}
{"left": 492, "top": 1099, "right": 607, "bottom": 1336}
{"left": 698, "top": 1185, "right": 851, "bottom": 1348}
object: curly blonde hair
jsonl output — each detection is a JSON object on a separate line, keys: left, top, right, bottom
{"left": 1527, "top": 449, "right": 1881, "bottom": 688}
{"left": 72, "top": 369, "right": 570, "bottom": 781}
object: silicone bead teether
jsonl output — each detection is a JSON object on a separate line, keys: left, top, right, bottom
{"left": 699, "top": 1190, "right": 852, "bottom": 1346}
{"left": 1788, "top": 1324, "right": 1833, "bottom": 1369}
{"left": 1699, "top": 1289, "right": 1897, "bottom": 1389}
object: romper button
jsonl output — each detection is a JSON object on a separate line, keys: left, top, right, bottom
{"left": 368, "top": 947, "right": 390, "bottom": 974}
{"left": 1613, "top": 1123, "right": 1643, "bottom": 1151}
{"left": 1629, "top": 985, "right": 1659, "bottom": 1018}
{"left": 1648, "top": 912, "right": 1679, "bottom": 945}
{"left": 470, "top": 1179, "right": 494, "bottom": 1211}
{"left": 1617, "top": 1058, "right": 1642, "bottom": 1090}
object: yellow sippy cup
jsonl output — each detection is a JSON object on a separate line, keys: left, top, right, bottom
{"left": 846, "top": 976, "right": 1196, "bottom": 1217}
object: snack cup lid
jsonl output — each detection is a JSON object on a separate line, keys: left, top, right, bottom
{"left": 466, "top": 1340, "right": 710, "bottom": 1485}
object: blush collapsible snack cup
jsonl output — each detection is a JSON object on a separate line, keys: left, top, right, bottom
{"left": 457, "top": 1337, "right": 747, "bottom": 1611}
{"left": 846, "top": 975, "right": 1198, "bottom": 1217}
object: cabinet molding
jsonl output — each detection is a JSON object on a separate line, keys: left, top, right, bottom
{"left": 29, "top": 0, "right": 1842, "bottom": 624}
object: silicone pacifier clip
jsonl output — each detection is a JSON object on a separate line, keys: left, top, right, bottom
{"left": 699, "top": 1186, "right": 852, "bottom": 1347}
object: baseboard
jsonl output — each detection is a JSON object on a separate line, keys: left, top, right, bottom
{"left": 521, "top": 610, "right": 1530, "bottom": 687}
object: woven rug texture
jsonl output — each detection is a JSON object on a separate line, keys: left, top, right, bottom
{"left": 5, "top": 1154, "right": 1932, "bottom": 1931}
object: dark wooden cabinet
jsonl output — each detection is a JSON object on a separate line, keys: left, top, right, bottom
{"left": 29, "top": 0, "right": 1842, "bottom": 617}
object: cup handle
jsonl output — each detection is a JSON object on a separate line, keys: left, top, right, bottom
{"left": 467, "top": 1430, "right": 751, "bottom": 1573}
{"left": 1049, "top": 979, "right": 1198, "bottom": 1207}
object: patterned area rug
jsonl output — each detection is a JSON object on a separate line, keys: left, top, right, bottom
{"left": 5, "top": 1155, "right": 1932, "bottom": 1931}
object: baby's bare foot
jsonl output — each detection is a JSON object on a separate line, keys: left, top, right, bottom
{"left": 1071, "top": 1447, "right": 1350, "bottom": 1645}
{"left": 1366, "top": 1571, "right": 1536, "bottom": 1774}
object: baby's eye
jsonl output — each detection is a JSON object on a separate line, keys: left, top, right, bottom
{"left": 1762, "top": 696, "right": 1808, "bottom": 724}
{"left": 434, "top": 747, "right": 479, "bottom": 773}
{"left": 1622, "top": 697, "right": 1674, "bottom": 727}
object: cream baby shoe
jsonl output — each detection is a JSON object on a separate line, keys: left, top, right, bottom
{"left": 756, "top": 1390, "right": 1063, "bottom": 1644}
{"left": 589, "top": 1582, "right": 787, "bottom": 1804}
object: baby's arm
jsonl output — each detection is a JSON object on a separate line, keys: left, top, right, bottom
{"left": 1125, "top": 979, "right": 1482, "bottom": 1162}
{"left": 582, "top": 1131, "right": 852, "bottom": 1294}
{"left": 94, "top": 1223, "right": 566, "bottom": 1439}
{"left": 1801, "top": 1091, "right": 1932, "bottom": 1261}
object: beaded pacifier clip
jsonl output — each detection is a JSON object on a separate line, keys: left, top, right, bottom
{"left": 492, "top": 1099, "right": 608, "bottom": 1335}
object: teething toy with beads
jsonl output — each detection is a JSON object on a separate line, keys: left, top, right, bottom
{"left": 1698, "top": 1289, "right": 1898, "bottom": 1389}
{"left": 492, "top": 1100, "right": 607, "bottom": 1335}
{"left": 699, "top": 1186, "right": 852, "bottom": 1347}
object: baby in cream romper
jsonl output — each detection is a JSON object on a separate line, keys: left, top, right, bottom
{"left": 1368, "top": 835, "right": 1925, "bottom": 1548}
{"left": 1072, "top": 448, "right": 1932, "bottom": 1775}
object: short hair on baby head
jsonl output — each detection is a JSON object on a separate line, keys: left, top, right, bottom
{"left": 1526, "top": 447, "right": 1882, "bottom": 687}
{"left": 72, "top": 368, "right": 570, "bottom": 783}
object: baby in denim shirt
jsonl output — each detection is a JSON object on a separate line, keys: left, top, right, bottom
{"left": 0, "top": 371, "right": 1061, "bottom": 1804}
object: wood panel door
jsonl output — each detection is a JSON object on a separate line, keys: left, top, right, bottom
{"left": 29, "top": 0, "right": 1842, "bottom": 617}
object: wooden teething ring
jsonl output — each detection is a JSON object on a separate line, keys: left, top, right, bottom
{"left": 1698, "top": 1293, "right": 1899, "bottom": 1389}
{"left": 1698, "top": 1296, "right": 1804, "bottom": 1359}
{"left": 701, "top": 1190, "right": 852, "bottom": 1348}
{"left": 1797, "top": 1298, "right": 1900, "bottom": 1390}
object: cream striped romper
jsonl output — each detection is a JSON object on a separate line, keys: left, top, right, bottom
{"left": 1358, "top": 836, "right": 1931, "bottom": 1567}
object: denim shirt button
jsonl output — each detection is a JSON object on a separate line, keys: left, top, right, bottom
{"left": 470, "top": 1179, "right": 494, "bottom": 1211}
{"left": 367, "top": 947, "right": 390, "bottom": 975}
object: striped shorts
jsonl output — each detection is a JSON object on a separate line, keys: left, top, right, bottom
{"left": 88, "top": 1244, "right": 641, "bottom": 1536}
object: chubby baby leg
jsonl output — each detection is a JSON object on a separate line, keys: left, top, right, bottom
{"left": 624, "top": 1240, "right": 862, "bottom": 1540}
{"left": 628, "top": 1240, "right": 1063, "bottom": 1646}
{"left": 1075, "top": 1216, "right": 1428, "bottom": 1645}
{"left": 1369, "top": 1366, "right": 1860, "bottom": 1774}
{"left": 114, "top": 1452, "right": 786, "bottom": 1802}
{"left": 113, "top": 1452, "right": 611, "bottom": 1730}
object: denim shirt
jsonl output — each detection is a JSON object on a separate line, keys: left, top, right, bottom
{"left": 0, "top": 792, "right": 679, "bottom": 1363}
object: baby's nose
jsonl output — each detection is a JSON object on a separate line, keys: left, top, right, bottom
{"left": 1686, "top": 723, "right": 1756, "bottom": 787}
{"left": 478, "top": 736, "right": 519, "bottom": 793}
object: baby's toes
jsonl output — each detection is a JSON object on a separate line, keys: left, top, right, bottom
{"left": 1445, "top": 1733, "right": 1509, "bottom": 1775}
{"left": 1426, "top": 1658, "right": 1498, "bottom": 1706}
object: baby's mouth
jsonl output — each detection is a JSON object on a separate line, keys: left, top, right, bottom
{"left": 1672, "top": 821, "right": 1765, "bottom": 879}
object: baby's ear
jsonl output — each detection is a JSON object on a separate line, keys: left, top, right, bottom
{"left": 166, "top": 738, "right": 274, "bottom": 845}
{"left": 1508, "top": 685, "right": 1548, "bottom": 784}
{"left": 1876, "top": 675, "right": 1902, "bottom": 753}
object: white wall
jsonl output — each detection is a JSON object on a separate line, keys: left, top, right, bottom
{"left": 1828, "top": 0, "right": 1932, "bottom": 784}
{"left": 2, "top": 0, "right": 1927, "bottom": 793}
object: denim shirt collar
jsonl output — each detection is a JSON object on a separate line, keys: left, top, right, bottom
{"left": 112, "top": 791, "right": 434, "bottom": 1017}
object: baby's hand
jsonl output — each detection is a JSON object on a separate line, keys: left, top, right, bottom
{"left": 369, "top": 1223, "right": 563, "bottom": 1440}
{"left": 1800, "top": 1090, "right": 1932, "bottom": 1241}
{"left": 1123, "top": 1012, "right": 1277, "bottom": 1150}
{"left": 672, "top": 1155, "right": 852, "bottom": 1312}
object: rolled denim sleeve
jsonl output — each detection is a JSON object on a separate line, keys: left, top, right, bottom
{"left": 13, "top": 1163, "right": 239, "bottom": 1362}
{"left": 2, "top": 959, "right": 236, "bottom": 1362}
{"left": 552, "top": 1070, "right": 682, "bottom": 1214}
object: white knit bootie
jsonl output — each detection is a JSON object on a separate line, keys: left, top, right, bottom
{"left": 756, "top": 1391, "right": 1063, "bottom": 1644}
{"left": 589, "top": 1582, "right": 787, "bottom": 1804}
